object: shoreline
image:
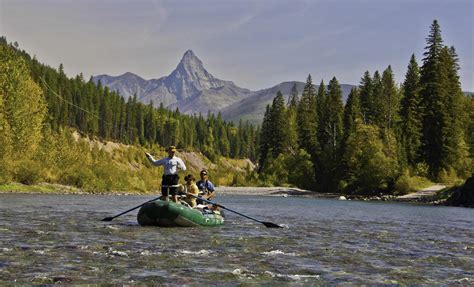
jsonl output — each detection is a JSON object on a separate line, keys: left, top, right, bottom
{"left": 0, "top": 182, "right": 338, "bottom": 198}
{"left": 0, "top": 182, "right": 452, "bottom": 205}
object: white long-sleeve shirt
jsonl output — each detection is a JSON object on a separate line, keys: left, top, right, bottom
{"left": 148, "top": 154, "right": 186, "bottom": 175}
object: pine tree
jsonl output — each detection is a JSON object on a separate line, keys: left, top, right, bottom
{"left": 380, "top": 65, "right": 400, "bottom": 132}
{"left": 296, "top": 75, "right": 318, "bottom": 157}
{"left": 316, "top": 80, "right": 327, "bottom": 143}
{"left": 288, "top": 83, "right": 299, "bottom": 107}
{"left": 269, "top": 91, "right": 289, "bottom": 157}
{"left": 340, "top": 88, "right": 362, "bottom": 182}
{"left": 359, "top": 71, "right": 373, "bottom": 124}
{"left": 325, "top": 77, "right": 344, "bottom": 158}
{"left": 317, "top": 77, "right": 344, "bottom": 192}
{"left": 400, "top": 54, "right": 423, "bottom": 166}
{"left": 343, "top": 88, "right": 362, "bottom": 138}
{"left": 286, "top": 85, "right": 299, "bottom": 152}
{"left": 258, "top": 105, "right": 272, "bottom": 171}
{"left": 419, "top": 20, "right": 469, "bottom": 176}
{"left": 438, "top": 46, "right": 471, "bottom": 176}
{"left": 371, "top": 70, "right": 383, "bottom": 126}
{"left": 464, "top": 95, "right": 474, "bottom": 160}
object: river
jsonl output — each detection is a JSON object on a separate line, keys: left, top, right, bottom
{"left": 0, "top": 193, "right": 473, "bottom": 285}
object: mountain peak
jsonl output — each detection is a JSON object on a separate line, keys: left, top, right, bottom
{"left": 183, "top": 49, "right": 196, "bottom": 58}
{"left": 179, "top": 49, "right": 202, "bottom": 67}
{"left": 165, "top": 50, "right": 226, "bottom": 98}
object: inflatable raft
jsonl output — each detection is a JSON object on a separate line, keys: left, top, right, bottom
{"left": 137, "top": 199, "right": 225, "bottom": 227}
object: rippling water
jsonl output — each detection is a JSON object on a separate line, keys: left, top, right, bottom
{"left": 0, "top": 193, "right": 473, "bottom": 285}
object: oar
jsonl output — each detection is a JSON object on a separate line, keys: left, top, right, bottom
{"left": 189, "top": 194, "right": 283, "bottom": 228}
{"left": 101, "top": 196, "right": 162, "bottom": 222}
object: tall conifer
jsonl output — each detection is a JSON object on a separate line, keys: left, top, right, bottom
{"left": 359, "top": 71, "right": 373, "bottom": 124}
{"left": 296, "top": 75, "right": 318, "bottom": 157}
{"left": 269, "top": 91, "right": 289, "bottom": 157}
{"left": 400, "top": 54, "right": 422, "bottom": 166}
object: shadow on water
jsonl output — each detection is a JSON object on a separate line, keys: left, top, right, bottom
{"left": 0, "top": 193, "right": 473, "bottom": 284}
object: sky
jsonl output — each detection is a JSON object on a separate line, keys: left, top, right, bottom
{"left": 1, "top": 0, "right": 473, "bottom": 91}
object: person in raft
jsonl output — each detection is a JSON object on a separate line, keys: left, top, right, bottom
{"left": 145, "top": 146, "right": 186, "bottom": 202}
{"left": 183, "top": 174, "right": 199, "bottom": 208}
{"left": 196, "top": 169, "right": 216, "bottom": 204}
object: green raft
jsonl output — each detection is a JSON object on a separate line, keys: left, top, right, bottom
{"left": 137, "top": 200, "right": 225, "bottom": 227}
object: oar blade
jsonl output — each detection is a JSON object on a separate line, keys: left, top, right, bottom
{"left": 262, "top": 221, "right": 283, "bottom": 228}
{"left": 101, "top": 217, "right": 114, "bottom": 222}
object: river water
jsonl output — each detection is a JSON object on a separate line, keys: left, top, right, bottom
{"left": 0, "top": 193, "right": 473, "bottom": 285}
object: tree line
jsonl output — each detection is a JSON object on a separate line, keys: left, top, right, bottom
{"left": 1, "top": 20, "right": 472, "bottom": 193}
{"left": 258, "top": 20, "right": 473, "bottom": 194}
{"left": 0, "top": 36, "right": 258, "bottom": 162}
{"left": 0, "top": 38, "right": 257, "bottom": 190}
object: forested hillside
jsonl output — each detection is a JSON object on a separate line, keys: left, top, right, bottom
{"left": 257, "top": 20, "right": 473, "bottom": 194}
{"left": 0, "top": 37, "right": 258, "bottom": 192}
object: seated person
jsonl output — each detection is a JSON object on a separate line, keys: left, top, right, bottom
{"left": 183, "top": 174, "right": 199, "bottom": 208}
{"left": 196, "top": 169, "right": 216, "bottom": 204}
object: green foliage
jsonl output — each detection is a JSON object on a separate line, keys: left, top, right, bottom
{"left": 269, "top": 91, "right": 289, "bottom": 157}
{"left": 0, "top": 44, "right": 47, "bottom": 161}
{"left": 283, "top": 149, "right": 316, "bottom": 189}
{"left": 380, "top": 65, "right": 400, "bottom": 131}
{"left": 343, "top": 121, "right": 399, "bottom": 194}
{"left": 12, "top": 160, "right": 45, "bottom": 185}
{"left": 413, "top": 162, "right": 430, "bottom": 177}
{"left": 437, "top": 166, "right": 464, "bottom": 185}
{"left": 296, "top": 74, "right": 319, "bottom": 157}
{"left": 343, "top": 88, "right": 362, "bottom": 136}
{"left": 400, "top": 54, "right": 423, "bottom": 166}
{"left": 286, "top": 85, "right": 299, "bottom": 152}
{"left": 464, "top": 95, "right": 474, "bottom": 159}
{"left": 258, "top": 91, "right": 291, "bottom": 171}
{"left": 419, "top": 20, "right": 470, "bottom": 177}
{"left": 393, "top": 170, "right": 433, "bottom": 195}
{"left": 359, "top": 71, "right": 374, "bottom": 124}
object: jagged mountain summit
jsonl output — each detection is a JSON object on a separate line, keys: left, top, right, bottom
{"left": 93, "top": 50, "right": 251, "bottom": 114}
{"left": 94, "top": 50, "right": 354, "bottom": 124}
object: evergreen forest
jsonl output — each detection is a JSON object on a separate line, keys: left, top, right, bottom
{"left": 257, "top": 20, "right": 473, "bottom": 194}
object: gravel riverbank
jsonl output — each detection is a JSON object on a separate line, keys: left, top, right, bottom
{"left": 217, "top": 186, "right": 339, "bottom": 198}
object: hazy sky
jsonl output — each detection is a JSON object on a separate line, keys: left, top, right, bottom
{"left": 1, "top": 0, "right": 473, "bottom": 91}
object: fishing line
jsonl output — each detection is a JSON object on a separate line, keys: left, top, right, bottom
{"left": 39, "top": 76, "right": 110, "bottom": 126}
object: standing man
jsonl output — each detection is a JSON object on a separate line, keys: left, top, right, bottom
{"left": 145, "top": 146, "right": 186, "bottom": 202}
{"left": 196, "top": 169, "right": 216, "bottom": 203}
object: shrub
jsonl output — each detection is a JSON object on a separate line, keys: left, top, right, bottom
{"left": 60, "top": 167, "right": 98, "bottom": 190}
{"left": 393, "top": 171, "right": 433, "bottom": 195}
{"left": 13, "top": 160, "right": 45, "bottom": 185}
{"left": 0, "top": 160, "right": 13, "bottom": 184}
{"left": 413, "top": 162, "right": 430, "bottom": 177}
{"left": 438, "top": 167, "right": 463, "bottom": 185}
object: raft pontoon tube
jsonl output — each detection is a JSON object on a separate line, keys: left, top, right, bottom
{"left": 137, "top": 199, "right": 225, "bottom": 227}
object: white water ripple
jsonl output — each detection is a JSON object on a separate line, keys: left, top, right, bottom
{"left": 177, "top": 249, "right": 210, "bottom": 256}
{"left": 262, "top": 249, "right": 299, "bottom": 256}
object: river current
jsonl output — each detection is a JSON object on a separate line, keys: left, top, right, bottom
{"left": 0, "top": 193, "right": 473, "bottom": 285}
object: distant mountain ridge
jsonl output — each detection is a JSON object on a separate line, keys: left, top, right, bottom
{"left": 221, "top": 82, "right": 354, "bottom": 124}
{"left": 93, "top": 50, "right": 354, "bottom": 124}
